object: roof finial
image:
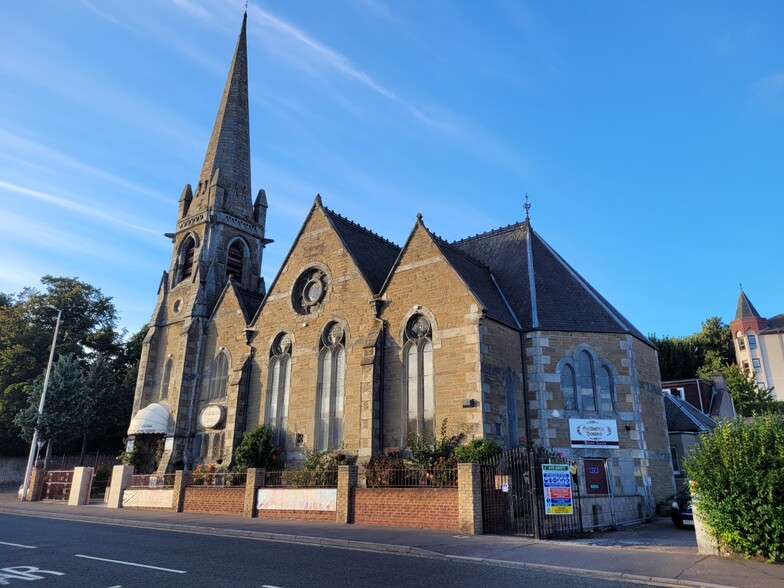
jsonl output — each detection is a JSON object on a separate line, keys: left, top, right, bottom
{"left": 523, "top": 193, "right": 531, "bottom": 222}
{"left": 739, "top": 282, "right": 743, "bottom": 292}
{"left": 245, "top": 0, "right": 248, "bottom": 11}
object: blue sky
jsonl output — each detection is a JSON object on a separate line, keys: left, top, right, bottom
{"left": 1, "top": 0, "right": 782, "bottom": 339}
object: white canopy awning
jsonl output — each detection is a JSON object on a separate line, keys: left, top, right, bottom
{"left": 127, "top": 403, "right": 173, "bottom": 435}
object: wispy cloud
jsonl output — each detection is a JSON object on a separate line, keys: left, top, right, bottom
{"left": 248, "top": 5, "right": 446, "bottom": 130}
{"left": 0, "top": 180, "right": 162, "bottom": 237}
{"left": 750, "top": 69, "right": 784, "bottom": 116}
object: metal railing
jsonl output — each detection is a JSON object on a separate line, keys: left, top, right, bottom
{"left": 190, "top": 471, "right": 246, "bottom": 487}
{"left": 129, "top": 474, "right": 176, "bottom": 488}
{"left": 264, "top": 469, "right": 338, "bottom": 488}
{"left": 365, "top": 466, "right": 457, "bottom": 488}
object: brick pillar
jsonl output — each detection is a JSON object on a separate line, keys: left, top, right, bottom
{"left": 172, "top": 470, "right": 190, "bottom": 513}
{"left": 336, "top": 465, "right": 357, "bottom": 524}
{"left": 244, "top": 468, "right": 264, "bottom": 518}
{"left": 458, "top": 463, "right": 483, "bottom": 535}
{"left": 25, "top": 467, "right": 45, "bottom": 501}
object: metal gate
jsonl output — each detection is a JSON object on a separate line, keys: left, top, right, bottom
{"left": 481, "top": 447, "right": 583, "bottom": 539}
{"left": 41, "top": 470, "right": 73, "bottom": 501}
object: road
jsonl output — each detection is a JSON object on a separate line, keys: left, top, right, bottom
{"left": 0, "top": 513, "right": 664, "bottom": 587}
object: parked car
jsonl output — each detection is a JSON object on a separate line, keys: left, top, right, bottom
{"left": 671, "top": 490, "right": 693, "bottom": 529}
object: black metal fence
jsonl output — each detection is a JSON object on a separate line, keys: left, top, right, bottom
{"left": 481, "top": 447, "right": 583, "bottom": 539}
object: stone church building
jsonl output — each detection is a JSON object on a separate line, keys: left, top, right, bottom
{"left": 127, "top": 14, "right": 674, "bottom": 506}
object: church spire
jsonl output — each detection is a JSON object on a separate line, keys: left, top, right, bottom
{"left": 735, "top": 289, "right": 762, "bottom": 321}
{"left": 197, "top": 12, "right": 251, "bottom": 203}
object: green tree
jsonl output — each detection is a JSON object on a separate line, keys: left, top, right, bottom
{"left": 14, "top": 354, "right": 94, "bottom": 456}
{"left": 722, "top": 364, "right": 775, "bottom": 416}
{"left": 649, "top": 316, "right": 735, "bottom": 381}
{"left": 0, "top": 276, "right": 132, "bottom": 456}
{"left": 684, "top": 415, "right": 784, "bottom": 561}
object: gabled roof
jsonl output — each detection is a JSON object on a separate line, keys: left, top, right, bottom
{"left": 664, "top": 394, "right": 716, "bottom": 433}
{"left": 735, "top": 290, "right": 762, "bottom": 321}
{"left": 761, "top": 313, "right": 784, "bottom": 334}
{"left": 210, "top": 277, "right": 260, "bottom": 325}
{"left": 323, "top": 206, "right": 400, "bottom": 294}
{"left": 452, "top": 221, "right": 649, "bottom": 343}
{"left": 426, "top": 228, "right": 519, "bottom": 328}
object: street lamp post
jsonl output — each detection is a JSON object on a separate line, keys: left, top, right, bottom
{"left": 21, "top": 307, "right": 61, "bottom": 501}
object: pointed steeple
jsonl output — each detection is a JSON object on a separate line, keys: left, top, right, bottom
{"left": 197, "top": 12, "right": 251, "bottom": 204}
{"left": 735, "top": 290, "right": 762, "bottom": 320}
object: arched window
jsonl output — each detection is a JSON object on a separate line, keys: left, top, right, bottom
{"left": 597, "top": 365, "right": 614, "bottom": 412}
{"left": 560, "top": 364, "right": 577, "bottom": 411}
{"left": 266, "top": 333, "right": 292, "bottom": 448}
{"left": 159, "top": 358, "right": 173, "bottom": 401}
{"left": 403, "top": 314, "right": 435, "bottom": 443}
{"left": 208, "top": 350, "right": 229, "bottom": 401}
{"left": 576, "top": 351, "right": 597, "bottom": 411}
{"left": 315, "top": 322, "right": 345, "bottom": 451}
{"left": 226, "top": 240, "right": 244, "bottom": 281}
{"left": 178, "top": 237, "right": 196, "bottom": 282}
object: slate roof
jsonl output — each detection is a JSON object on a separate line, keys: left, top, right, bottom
{"left": 323, "top": 207, "right": 400, "bottom": 294}
{"left": 428, "top": 231, "right": 519, "bottom": 328}
{"left": 761, "top": 313, "right": 784, "bottom": 334}
{"left": 237, "top": 288, "right": 264, "bottom": 323}
{"left": 664, "top": 394, "right": 716, "bottom": 433}
{"left": 453, "top": 221, "right": 648, "bottom": 342}
{"left": 735, "top": 290, "right": 762, "bottom": 320}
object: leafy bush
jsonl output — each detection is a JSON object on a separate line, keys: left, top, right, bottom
{"left": 233, "top": 425, "right": 282, "bottom": 471}
{"left": 284, "top": 451, "right": 354, "bottom": 487}
{"left": 684, "top": 415, "right": 784, "bottom": 562}
{"left": 454, "top": 437, "right": 502, "bottom": 463}
{"left": 407, "top": 419, "right": 463, "bottom": 468}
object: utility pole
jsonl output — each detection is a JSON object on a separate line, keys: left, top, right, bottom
{"left": 21, "top": 307, "right": 61, "bottom": 501}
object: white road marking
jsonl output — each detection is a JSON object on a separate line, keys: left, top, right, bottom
{"left": 0, "top": 541, "right": 37, "bottom": 549}
{"left": 261, "top": 585, "right": 284, "bottom": 588}
{"left": 74, "top": 555, "right": 186, "bottom": 574}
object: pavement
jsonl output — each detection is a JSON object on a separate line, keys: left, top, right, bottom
{"left": 1, "top": 490, "right": 782, "bottom": 588}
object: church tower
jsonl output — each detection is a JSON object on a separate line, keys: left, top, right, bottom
{"left": 128, "top": 13, "right": 270, "bottom": 472}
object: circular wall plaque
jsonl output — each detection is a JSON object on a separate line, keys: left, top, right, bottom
{"left": 199, "top": 404, "right": 225, "bottom": 429}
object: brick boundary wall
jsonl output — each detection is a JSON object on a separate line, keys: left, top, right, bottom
{"left": 256, "top": 509, "right": 335, "bottom": 522}
{"left": 182, "top": 486, "right": 245, "bottom": 516}
{"left": 353, "top": 487, "right": 459, "bottom": 531}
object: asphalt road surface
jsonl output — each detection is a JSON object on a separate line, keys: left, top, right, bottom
{"left": 1, "top": 513, "right": 662, "bottom": 587}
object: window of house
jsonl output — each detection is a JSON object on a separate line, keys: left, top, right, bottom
{"left": 208, "top": 350, "right": 229, "bottom": 401}
{"left": 742, "top": 360, "right": 750, "bottom": 373}
{"left": 560, "top": 349, "right": 616, "bottom": 415}
{"left": 266, "top": 333, "right": 292, "bottom": 448}
{"left": 596, "top": 365, "right": 615, "bottom": 411}
{"left": 315, "top": 322, "right": 345, "bottom": 451}
{"left": 179, "top": 237, "right": 196, "bottom": 282}
{"left": 403, "top": 314, "right": 435, "bottom": 443}
{"left": 670, "top": 446, "right": 680, "bottom": 474}
{"left": 576, "top": 351, "right": 597, "bottom": 411}
{"left": 752, "top": 358, "right": 761, "bottom": 370}
{"left": 159, "top": 358, "right": 172, "bottom": 401}
{"left": 560, "top": 364, "right": 577, "bottom": 411}
{"left": 737, "top": 334, "right": 746, "bottom": 350}
{"left": 748, "top": 335, "right": 757, "bottom": 349}
{"left": 226, "top": 240, "right": 244, "bottom": 281}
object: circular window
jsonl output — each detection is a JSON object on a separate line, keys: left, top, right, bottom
{"left": 292, "top": 267, "right": 329, "bottom": 315}
{"left": 323, "top": 322, "right": 344, "bottom": 346}
{"left": 173, "top": 299, "right": 183, "bottom": 314}
{"left": 407, "top": 315, "right": 431, "bottom": 339}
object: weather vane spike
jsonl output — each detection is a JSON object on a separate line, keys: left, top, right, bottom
{"left": 523, "top": 193, "right": 531, "bottom": 222}
{"left": 739, "top": 282, "right": 743, "bottom": 292}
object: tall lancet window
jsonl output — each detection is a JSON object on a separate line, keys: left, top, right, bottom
{"left": 178, "top": 237, "right": 196, "bottom": 282}
{"left": 226, "top": 240, "right": 244, "bottom": 281}
{"left": 403, "top": 314, "right": 435, "bottom": 443}
{"left": 576, "top": 351, "right": 597, "bottom": 412}
{"left": 159, "top": 358, "right": 173, "bottom": 402}
{"left": 266, "top": 333, "right": 292, "bottom": 448}
{"left": 208, "top": 350, "right": 229, "bottom": 401}
{"left": 315, "top": 322, "right": 345, "bottom": 451}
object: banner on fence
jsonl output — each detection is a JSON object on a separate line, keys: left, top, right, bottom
{"left": 569, "top": 418, "right": 619, "bottom": 449}
{"left": 257, "top": 488, "right": 337, "bottom": 512}
{"left": 122, "top": 488, "right": 173, "bottom": 509}
{"left": 542, "top": 464, "right": 573, "bottom": 515}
